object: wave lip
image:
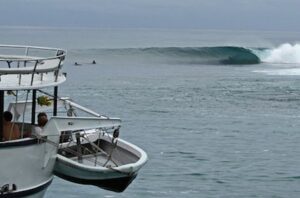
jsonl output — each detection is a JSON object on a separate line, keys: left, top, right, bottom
{"left": 138, "top": 46, "right": 261, "bottom": 65}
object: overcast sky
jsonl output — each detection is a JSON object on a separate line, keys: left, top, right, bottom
{"left": 0, "top": 0, "right": 299, "bottom": 31}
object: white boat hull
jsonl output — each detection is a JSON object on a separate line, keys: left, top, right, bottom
{"left": 0, "top": 137, "right": 58, "bottom": 197}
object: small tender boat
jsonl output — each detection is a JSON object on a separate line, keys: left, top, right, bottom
{"left": 8, "top": 91, "right": 148, "bottom": 193}
{"left": 55, "top": 128, "right": 148, "bottom": 192}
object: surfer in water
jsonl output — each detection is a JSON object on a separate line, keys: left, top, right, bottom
{"left": 74, "top": 60, "right": 96, "bottom": 66}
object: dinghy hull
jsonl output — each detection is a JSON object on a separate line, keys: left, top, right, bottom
{"left": 54, "top": 169, "right": 136, "bottom": 192}
{"left": 54, "top": 133, "right": 147, "bottom": 192}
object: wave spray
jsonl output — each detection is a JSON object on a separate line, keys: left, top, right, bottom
{"left": 258, "top": 43, "right": 300, "bottom": 64}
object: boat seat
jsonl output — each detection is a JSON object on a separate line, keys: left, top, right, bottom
{"left": 14, "top": 122, "right": 35, "bottom": 138}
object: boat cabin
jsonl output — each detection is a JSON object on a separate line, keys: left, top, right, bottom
{"left": 0, "top": 45, "right": 66, "bottom": 142}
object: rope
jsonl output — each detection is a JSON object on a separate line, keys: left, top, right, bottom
{"left": 81, "top": 132, "right": 119, "bottom": 167}
{"left": 37, "top": 89, "right": 109, "bottom": 119}
{"left": 103, "top": 137, "right": 119, "bottom": 167}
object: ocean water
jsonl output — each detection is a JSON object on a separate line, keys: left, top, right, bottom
{"left": 1, "top": 27, "right": 300, "bottom": 197}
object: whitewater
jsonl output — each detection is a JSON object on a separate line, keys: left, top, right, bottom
{"left": 69, "top": 43, "right": 300, "bottom": 67}
{"left": 254, "top": 43, "right": 300, "bottom": 64}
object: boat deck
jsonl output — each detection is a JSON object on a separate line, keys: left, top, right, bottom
{"left": 0, "top": 45, "right": 66, "bottom": 90}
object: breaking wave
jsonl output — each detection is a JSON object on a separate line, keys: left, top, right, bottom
{"left": 72, "top": 43, "right": 300, "bottom": 65}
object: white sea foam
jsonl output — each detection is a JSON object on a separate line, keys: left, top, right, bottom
{"left": 254, "top": 68, "right": 300, "bottom": 76}
{"left": 258, "top": 43, "right": 300, "bottom": 64}
{"left": 253, "top": 43, "right": 300, "bottom": 75}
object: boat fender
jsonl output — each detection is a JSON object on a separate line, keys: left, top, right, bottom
{"left": 113, "top": 128, "right": 119, "bottom": 138}
{"left": 57, "top": 50, "right": 65, "bottom": 61}
{"left": 0, "top": 183, "right": 17, "bottom": 194}
{"left": 0, "top": 184, "right": 9, "bottom": 194}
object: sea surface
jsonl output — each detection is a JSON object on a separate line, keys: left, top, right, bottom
{"left": 1, "top": 27, "right": 300, "bottom": 197}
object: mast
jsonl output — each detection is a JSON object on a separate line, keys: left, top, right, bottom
{"left": 31, "top": 90, "right": 36, "bottom": 125}
{"left": 53, "top": 86, "right": 58, "bottom": 116}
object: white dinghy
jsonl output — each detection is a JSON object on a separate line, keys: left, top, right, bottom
{"left": 56, "top": 125, "right": 148, "bottom": 192}
{"left": 7, "top": 85, "right": 148, "bottom": 193}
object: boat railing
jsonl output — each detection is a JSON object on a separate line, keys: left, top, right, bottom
{"left": 43, "top": 116, "right": 121, "bottom": 136}
{"left": 0, "top": 45, "right": 66, "bottom": 88}
{"left": 7, "top": 97, "right": 108, "bottom": 121}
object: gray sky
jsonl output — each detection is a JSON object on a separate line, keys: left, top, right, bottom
{"left": 0, "top": 0, "right": 299, "bottom": 31}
